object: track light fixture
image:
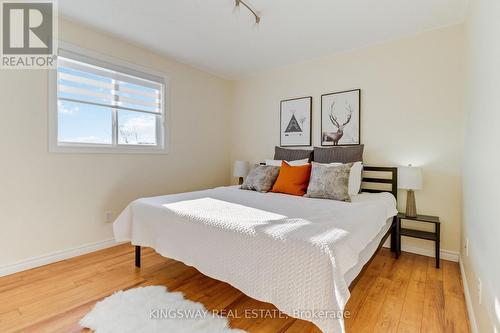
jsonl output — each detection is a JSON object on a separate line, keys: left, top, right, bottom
{"left": 235, "top": 0, "right": 260, "bottom": 24}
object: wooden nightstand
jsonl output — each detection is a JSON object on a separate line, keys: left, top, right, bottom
{"left": 396, "top": 212, "right": 441, "bottom": 268}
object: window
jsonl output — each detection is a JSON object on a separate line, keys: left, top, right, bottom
{"left": 49, "top": 45, "right": 168, "bottom": 153}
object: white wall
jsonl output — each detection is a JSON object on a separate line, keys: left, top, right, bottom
{"left": 462, "top": 0, "right": 500, "bottom": 332}
{"left": 0, "top": 19, "right": 232, "bottom": 267}
{"left": 231, "top": 25, "right": 465, "bottom": 255}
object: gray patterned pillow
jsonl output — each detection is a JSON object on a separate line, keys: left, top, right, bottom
{"left": 305, "top": 162, "right": 352, "bottom": 201}
{"left": 241, "top": 165, "right": 280, "bottom": 192}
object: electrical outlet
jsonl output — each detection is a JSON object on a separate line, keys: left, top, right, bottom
{"left": 105, "top": 211, "right": 113, "bottom": 223}
{"left": 477, "top": 277, "right": 482, "bottom": 304}
{"left": 465, "top": 238, "right": 469, "bottom": 257}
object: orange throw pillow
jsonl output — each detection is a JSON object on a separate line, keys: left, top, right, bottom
{"left": 271, "top": 161, "right": 312, "bottom": 196}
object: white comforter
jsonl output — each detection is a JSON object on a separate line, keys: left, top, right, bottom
{"left": 114, "top": 186, "right": 397, "bottom": 333}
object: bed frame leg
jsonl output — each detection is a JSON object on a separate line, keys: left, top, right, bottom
{"left": 135, "top": 246, "right": 141, "bottom": 268}
{"left": 390, "top": 231, "right": 396, "bottom": 253}
{"left": 390, "top": 218, "right": 397, "bottom": 254}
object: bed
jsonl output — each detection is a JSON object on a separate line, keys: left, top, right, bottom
{"left": 113, "top": 166, "right": 398, "bottom": 333}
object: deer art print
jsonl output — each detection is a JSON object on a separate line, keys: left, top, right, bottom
{"left": 323, "top": 101, "right": 353, "bottom": 145}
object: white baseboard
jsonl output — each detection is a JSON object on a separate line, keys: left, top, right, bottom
{"left": 0, "top": 239, "right": 120, "bottom": 277}
{"left": 459, "top": 258, "right": 479, "bottom": 333}
{"left": 0, "top": 238, "right": 460, "bottom": 277}
{"left": 401, "top": 244, "right": 459, "bottom": 262}
{"left": 383, "top": 242, "right": 459, "bottom": 262}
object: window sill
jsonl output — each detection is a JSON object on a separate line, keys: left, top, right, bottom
{"left": 49, "top": 144, "right": 169, "bottom": 155}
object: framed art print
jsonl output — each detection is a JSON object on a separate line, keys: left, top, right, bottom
{"left": 280, "top": 96, "right": 312, "bottom": 147}
{"left": 321, "top": 89, "right": 360, "bottom": 146}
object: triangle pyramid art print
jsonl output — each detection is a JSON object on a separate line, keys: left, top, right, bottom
{"left": 280, "top": 97, "right": 311, "bottom": 147}
{"left": 285, "top": 113, "right": 303, "bottom": 133}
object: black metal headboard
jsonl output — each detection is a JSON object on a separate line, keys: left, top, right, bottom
{"left": 361, "top": 166, "right": 398, "bottom": 200}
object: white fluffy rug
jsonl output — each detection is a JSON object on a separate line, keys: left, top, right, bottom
{"left": 80, "top": 286, "right": 246, "bottom": 333}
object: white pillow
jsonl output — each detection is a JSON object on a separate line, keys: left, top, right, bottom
{"left": 265, "top": 158, "right": 310, "bottom": 167}
{"left": 318, "top": 161, "right": 363, "bottom": 196}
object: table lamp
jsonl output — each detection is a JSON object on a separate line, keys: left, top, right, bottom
{"left": 398, "top": 164, "right": 423, "bottom": 218}
{"left": 233, "top": 161, "right": 250, "bottom": 185}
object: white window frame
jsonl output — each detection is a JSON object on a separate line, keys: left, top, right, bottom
{"left": 48, "top": 41, "right": 170, "bottom": 154}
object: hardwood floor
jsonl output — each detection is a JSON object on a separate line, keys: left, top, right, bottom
{"left": 0, "top": 244, "right": 470, "bottom": 333}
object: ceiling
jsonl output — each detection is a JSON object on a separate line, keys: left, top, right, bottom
{"left": 59, "top": 0, "right": 468, "bottom": 79}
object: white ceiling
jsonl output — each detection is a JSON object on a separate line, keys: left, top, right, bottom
{"left": 59, "top": 0, "right": 468, "bottom": 79}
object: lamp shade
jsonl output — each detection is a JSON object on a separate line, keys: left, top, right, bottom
{"left": 233, "top": 161, "right": 250, "bottom": 178}
{"left": 398, "top": 165, "right": 423, "bottom": 190}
